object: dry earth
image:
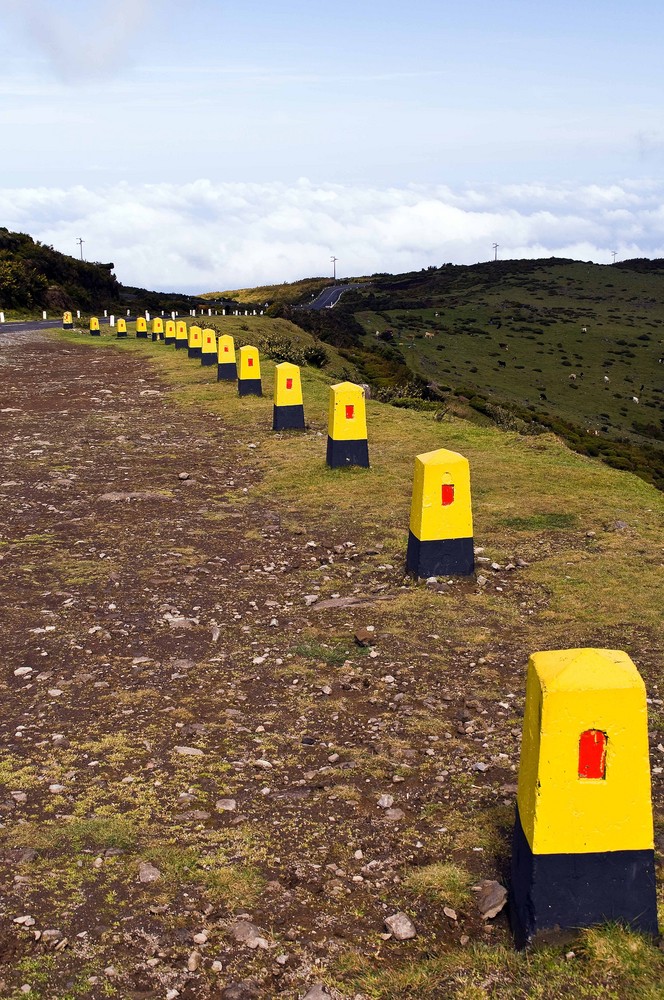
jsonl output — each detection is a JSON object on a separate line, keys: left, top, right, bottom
{"left": 0, "top": 331, "right": 660, "bottom": 999}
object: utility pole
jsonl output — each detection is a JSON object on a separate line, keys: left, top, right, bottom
{"left": 76, "top": 237, "right": 85, "bottom": 261}
{"left": 611, "top": 251, "right": 617, "bottom": 264}
{"left": 493, "top": 243, "right": 499, "bottom": 261}
{"left": 331, "top": 255, "right": 338, "bottom": 281}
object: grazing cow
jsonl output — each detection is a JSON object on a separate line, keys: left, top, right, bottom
{"left": 632, "top": 396, "right": 639, "bottom": 403}
{"left": 604, "top": 375, "right": 610, "bottom": 382}
{"left": 499, "top": 343, "right": 509, "bottom": 350}
{"left": 498, "top": 360, "right": 506, "bottom": 368}
{"left": 568, "top": 373, "right": 577, "bottom": 381}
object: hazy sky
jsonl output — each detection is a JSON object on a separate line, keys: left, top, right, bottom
{"left": 1, "top": 0, "right": 663, "bottom": 290}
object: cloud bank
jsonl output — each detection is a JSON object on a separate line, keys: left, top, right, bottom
{"left": 1, "top": 178, "right": 663, "bottom": 292}
{"left": 0, "top": 0, "right": 155, "bottom": 81}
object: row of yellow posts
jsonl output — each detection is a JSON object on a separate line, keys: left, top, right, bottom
{"left": 69, "top": 313, "right": 659, "bottom": 948}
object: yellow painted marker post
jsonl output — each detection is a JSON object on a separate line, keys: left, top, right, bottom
{"left": 62, "top": 311, "right": 73, "bottom": 330}
{"left": 187, "top": 325, "right": 202, "bottom": 358}
{"left": 201, "top": 328, "right": 217, "bottom": 367}
{"left": 164, "top": 319, "right": 176, "bottom": 345}
{"left": 511, "top": 648, "right": 658, "bottom": 947}
{"left": 273, "top": 362, "right": 305, "bottom": 430}
{"left": 217, "top": 334, "right": 237, "bottom": 381}
{"left": 326, "top": 382, "right": 369, "bottom": 468}
{"left": 175, "top": 320, "right": 188, "bottom": 350}
{"left": 89, "top": 316, "right": 100, "bottom": 337}
{"left": 136, "top": 316, "right": 148, "bottom": 339}
{"left": 406, "top": 448, "right": 474, "bottom": 576}
{"left": 151, "top": 317, "right": 164, "bottom": 342}
{"left": 237, "top": 345, "right": 262, "bottom": 396}
{"left": 116, "top": 318, "right": 127, "bottom": 338}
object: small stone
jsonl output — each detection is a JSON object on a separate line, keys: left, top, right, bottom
{"left": 221, "top": 985, "right": 258, "bottom": 1000}
{"left": 193, "top": 931, "right": 208, "bottom": 945}
{"left": 48, "top": 784, "right": 65, "bottom": 794}
{"left": 472, "top": 762, "right": 490, "bottom": 772}
{"left": 41, "top": 929, "right": 63, "bottom": 946}
{"left": 443, "top": 906, "right": 457, "bottom": 920}
{"left": 48, "top": 689, "right": 63, "bottom": 698}
{"left": 354, "top": 628, "right": 373, "bottom": 647}
{"left": 228, "top": 919, "right": 269, "bottom": 950}
{"left": 174, "top": 746, "right": 204, "bottom": 756}
{"left": 187, "top": 950, "right": 202, "bottom": 971}
{"left": 384, "top": 912, "right": 417, "bottom": 940}
{"left": 377, "top": 794, "right": 394, "bottom": 809}
{"left": 303, "top": 594, "right": 319, "bottom": 606}
{"left": 475, "top": 879, "right": 508, "bottom": 920}
{"left": 138, "top": 862, "right": 162, "bottom": 883}
{"left": 301, "top": 986, "right": 331, "bottom": 1000}
{"left": 178, "top": 472, "right": 190, "bottom": 480}
{"left": 385, "top": 807, "right": 405, "bottom": 821}
{"left": 216, "top": 798, "right": 237, "bottom": 812}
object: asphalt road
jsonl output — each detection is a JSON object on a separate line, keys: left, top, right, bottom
{"left": 306, "top": 284, "right": 355, "bottom": 310}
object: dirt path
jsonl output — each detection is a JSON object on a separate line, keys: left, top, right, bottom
{"left": 1, "top": 333, "right": 655, "bottom": 999}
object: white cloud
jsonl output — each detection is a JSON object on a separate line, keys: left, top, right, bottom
{"left": 1, "top": 178, "right": 663, "bottom": 293}
{"left": 0, "top": 0, "right": 156, "bottom": 81}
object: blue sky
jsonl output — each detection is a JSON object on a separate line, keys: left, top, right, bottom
{"left": 1, "top": 0, "right": 663, "bottom": 289}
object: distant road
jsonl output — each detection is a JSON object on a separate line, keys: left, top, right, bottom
{"left": 305, "top": 284, "right": 356, "bottom": 310}
{"left": 0, "top": 318, "right": 111, "bottom": 334}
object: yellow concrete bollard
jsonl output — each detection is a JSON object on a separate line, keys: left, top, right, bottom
{"left": 90, "top": 316, "right": 100, "bottom": 337}
{"left": 188, "top": 325, "right": 202, "bottom": 358}
{"left": 136, "top": 316, "right": 148, "bottom": 339}
{"left": 63, "top": 311, "right": 73, "bottom": 330}
{"left": 326, "top": 382, "right": 369, "bottom": 468}
{"left": 217, "top": 334, "right": 237, "bottom": 381}
{"left": 164, "top": 319, "right": 176, "bottom": 345}
{"left": 406, "top": 448, "right": 474, "bottom": 577}
{"left": 116, "top": 318, "right": 127, "bottom": 338}
{"left": 273, "top": 362, "right": 305, "bottom": 430}
{"left": 151, "top": 317, "right": 164, "bottom": 342}
{"left": 510, "top": 648, "right": 658, "bottom": 947}
{"left": 201, "top": 328, "right": 217, "bottom": 366}
{"left": 237, "top": 345, "right": 262, "bottom": 396}
{"left": 175, "top": 320, "right": 188, "bottom": 350}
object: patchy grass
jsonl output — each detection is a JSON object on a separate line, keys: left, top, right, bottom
{"left": 402, "top": 862, "right": 475, "bottom": 909}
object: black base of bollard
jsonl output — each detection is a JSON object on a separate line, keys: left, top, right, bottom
{"left": 187, "top": 347, "right": 202, "bottom": 358}
{"left": 326, "top": 436, "right": 370, "bottom": 468}
{"left": 217, "top": 362, "right": 238, "bottom": 381}
{"left": 238, "top": 378, "right": 262, "bottom": 397}
{"left": 406, "top": 532, "right": 474, "bottom": 577}
{"left": 273, "top": 404, "right": 305, "bottom": 431}
{"left": 201, "top": 354, "right": 216, "bottom": 366}
{"left": 509, "top": 805, "right": 659, "bottom": 949}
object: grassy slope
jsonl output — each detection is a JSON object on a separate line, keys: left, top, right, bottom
{"left": 204, "top": 277, "right": 336, "bottom": 307}
{"left": 52, "top": 318, "right": 663, "bottom": 998}
{"left": 235, "top": 258, "right": 664, "bottom": 486}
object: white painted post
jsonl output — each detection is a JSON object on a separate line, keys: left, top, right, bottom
{"left": 171, "top": 311, "right": 176, "bottom": 320}
{"left": 77, "top": 310, "right": 81, "bottom": 319}
{"left": 110, "top": 314, "right": 115, "bottom": 327}
{"left": 222, "top": 308, "right": 226, "bottom": 316}
{"left": 42, "top": 310, "right": 47, "bottom": 320}
{"left": 0, "top": 312, "right": 5, "bottom": 323}
{"left": 260, "top": 310, "right": 264, "bottom": 315}
{"left": 145, "top": 311, "right": 150, "bottom": 321}
{"left": 208, "top": 308, "right": 212, "bottom": 316}
{"left": 126, "top": 309, "right": 130, "bottom": 316}
{"left": 161, "top": 310, "right": 164, "bottom": 317}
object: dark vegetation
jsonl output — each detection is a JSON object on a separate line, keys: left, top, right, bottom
{"left": 0, "top": 228, "right": 236, "bottom": 315}
{"left": 275, "top": 258, "right": 664, "bottom": 489}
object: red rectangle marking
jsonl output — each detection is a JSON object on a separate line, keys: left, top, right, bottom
{"left": 345, "top": 404, "right": 354, "bottom": 420}
{"left": 578, "top": 729, "right": 607, "bottom": 779}
{"left": 286, "top": 378, "right": 293, "bottom": 390}
{"left": 441, "top": 484, "right": 455, "bottom": 506}
{"left": 248, "top": 357, "right": 254, "bottom": 367}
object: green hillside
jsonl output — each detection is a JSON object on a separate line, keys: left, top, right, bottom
{"left": 269, "top": 258, "right": 664, "bottom": 489}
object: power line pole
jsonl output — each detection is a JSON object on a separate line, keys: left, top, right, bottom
{"left": 493, "top": 243, "right": 499, "bottom": 261}
{"left": 331, "top": 255, "right": 338, "bottom": 280}
{"left": 76, "top": 237, "right": 85, "bottom": 261}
